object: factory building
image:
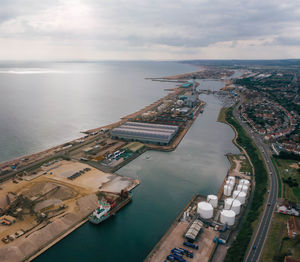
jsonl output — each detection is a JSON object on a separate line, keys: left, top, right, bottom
{"left": 111, "top": 121, "right": 179, "bottom": 145}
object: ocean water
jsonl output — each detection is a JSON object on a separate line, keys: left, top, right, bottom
{"left": 0, "top": 61, "right": 239, "bottom": 261}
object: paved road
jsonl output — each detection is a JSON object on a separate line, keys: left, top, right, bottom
{"left": 232, "top": 101, "right": 278, "bottom": 262}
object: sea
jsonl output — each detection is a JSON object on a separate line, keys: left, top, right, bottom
{"left": 0, "top": 61, "right": 239, "bottom": 261}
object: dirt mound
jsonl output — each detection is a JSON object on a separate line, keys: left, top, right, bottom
{"left": 23, "top": 182, "right": 57, "bottom": 197}
{"left": 22, "top": 181, "right": 76, "bottom": 201}
{"left": 76, "top": 194, "right": 98, "bottom": 216}
{"left": 0, "top": 246, "right": 24, "bottom": 262}
{"left": 0, "top": 194, "right": 98, "bottom": 262}
{"left": 0, "top": 195, "right": 8, "bottom": 209}
{"left": 34, "top": 199, "right": 62, "bottom": 212}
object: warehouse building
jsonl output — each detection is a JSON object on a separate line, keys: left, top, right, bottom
{"left": 111, "top": 121, "right": 179, "bottom": 145}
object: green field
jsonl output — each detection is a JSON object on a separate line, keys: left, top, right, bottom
{"left": 262, "top": 213, "right": 300, "bottom": 261}
{"left": 217, "top": 107, "right": 228, "bottom": 123}
{"left": 275, "top": 158, "right": 300, "bottom": 202}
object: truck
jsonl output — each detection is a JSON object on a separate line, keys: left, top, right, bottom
{"left": 183, "top": 241, "right": 198, "bottom": 250}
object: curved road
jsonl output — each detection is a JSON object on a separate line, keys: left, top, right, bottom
{"left": 232, "top": 100, "right": 278, "bottom": 262}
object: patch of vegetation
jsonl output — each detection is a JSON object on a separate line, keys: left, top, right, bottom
{"left": 271, "top": 157, "right": 282, "bottom": 198}
{"left": 274, "top": 158, "right": 300, "bottom": 202}
{"left": 261, "top": 213, "right": 287, "bottom": 262}
{"left": 274, "top": 151, "right": 300, "bottom": 161}
{"left": 224, "top": 107, "right": 268, "bottom": 262}
{"left": 283, "top": 177, "right": 299, "bottom": 187}
{"left": 217, "top": 107, "right": 228, "bottom": 123}
{"left": 240, "top": 156, "right": 252, "bottom": 174}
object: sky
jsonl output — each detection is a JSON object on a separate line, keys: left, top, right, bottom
{"left": 0, "top": 0, "right": 299, "bottom": 60}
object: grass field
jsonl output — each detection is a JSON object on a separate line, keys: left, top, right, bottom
{"left": 240, "top": 155, "right": 252, "bottom": 174}
{"left": 217, "top": 107, "right": 228, "bottom": 123}
{"left": 275, "top": 158, "right": 300, "bottom": 202}
{"left": 271, "top": 157, "right": 282, "bottom": 198}
{"left": 262, "top": 213, "right": 300, "bottom": 262}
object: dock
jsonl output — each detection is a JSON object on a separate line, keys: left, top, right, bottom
{"left": 145, "top": 154, "right": 253, "bottom": 262}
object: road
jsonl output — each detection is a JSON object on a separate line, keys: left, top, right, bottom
{"left": 232, "top": 100, "right": 278, "bottom": 262}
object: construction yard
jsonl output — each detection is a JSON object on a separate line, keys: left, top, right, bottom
{"left": 0, "top": 159, "right": 138, "bottom": 262}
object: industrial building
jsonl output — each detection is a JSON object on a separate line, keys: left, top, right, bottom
{"left": 111, "top": 121, "right": 179, "bottom": 145}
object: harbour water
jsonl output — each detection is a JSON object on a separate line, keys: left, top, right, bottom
{"left": 0, "top": 61, "right": 239, "bottom": 261}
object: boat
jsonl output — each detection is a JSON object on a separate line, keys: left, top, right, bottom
{"left": 89, "top": 201, "right": 112, "bottom": 224}
{"left": 89, "top": 190, "right": 132, "bottom": 224}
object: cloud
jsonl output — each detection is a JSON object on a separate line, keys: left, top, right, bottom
{"left": 0, "top": 0, "right": 299, "bottom": 60}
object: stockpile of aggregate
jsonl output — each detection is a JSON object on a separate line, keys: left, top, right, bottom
{"left": 0, "top": 194, "right": 98, "bottom": 262}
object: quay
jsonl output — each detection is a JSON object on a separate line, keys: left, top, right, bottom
{"left": 145, "top": 154, "right": 253, "bottom": 262}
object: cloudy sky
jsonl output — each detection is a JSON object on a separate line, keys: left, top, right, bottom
{"left": 0, "top": 0, "right": 299, "bottom": 60}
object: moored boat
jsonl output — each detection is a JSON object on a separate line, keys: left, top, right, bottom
{"left": 89, "top": 190, "right": 132, "bottom": 224}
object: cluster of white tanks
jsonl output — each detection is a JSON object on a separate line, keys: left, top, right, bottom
{"left": 196, "top": 194, "right": 220, "bottom": 219}
{"left": 196, "top": 178, "right": 250, "bottom": 227}
{"left": 220, "top": 178, "right": 251, "bottom": 226}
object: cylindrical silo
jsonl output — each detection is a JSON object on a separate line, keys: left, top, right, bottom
{"left": 220, "top": 209, "right": 236, "bottom": 226}
{"left": 207, "top": 195, "right": 218, "bottom": 208}
{"left": 239, "top": 179, "right": 250, "bottom": 187}
{"left": 228, "top": 176, "right": 235, "bottom": 183}
{"left": 224, "top": 185, "right": 232, "bottom": 196}
{"left": 237, "top": 184, "right": 248, "bottom": 194}
{"left": 232, "top": 190, "right": 246, "bottom": 204}
{"left": 224, "top": 198, "right": 241, "bottom": 215}
{"left": 197, "top": 202, "right": 213, "bottom": 219}
{"left": 226, "top": 180, "right": 235, "bottom": 188}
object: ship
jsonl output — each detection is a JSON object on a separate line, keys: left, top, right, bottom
{"left": 89, "top": 190, "right": 132, "bottom": 224}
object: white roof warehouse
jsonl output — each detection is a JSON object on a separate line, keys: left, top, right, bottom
{"left": 111, "top": 122, "right": 179, "bottom": 145}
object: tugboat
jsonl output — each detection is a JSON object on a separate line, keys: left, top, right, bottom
{"left": 89, "top": 190, "right": 131, "bottom": 224}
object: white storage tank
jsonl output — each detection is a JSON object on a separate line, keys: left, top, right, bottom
{"left": 226, "top": 180, "right": 235, "bottom": 188}
{"left": 224, "top": 185, "right": 232, "bottom": 196}
{"left": 233, "top": 190, "right": 246, "bottom": 204}
{"left": 220, "top": 209, "right": 236, "bottom": 226}
{"left": 197, "top": 202, "right": 213, "bottom": 219}
{"left": 239, "top": 179, "right": 250, "bottom": 187}
{"left": 224, "top": 198, "right": 241, "bottom": 215}
{"left": 227, "top": 176, "right": 236, "bottom": 183}
{"left": 237, "top": 184, "right": 249, "bottom": 194}
{"left": 207, "top": 195, "right": 218, "bottom": 208}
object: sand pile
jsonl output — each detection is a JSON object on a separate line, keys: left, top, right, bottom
{"left": 0, "top": 246, "right": 24, "bottom": 262}
{"left": 23, "top": 182, "right": 57, "bottom": 197}
{"left": 0, "top": 194, "right": 98, "bottom": 262}
{"left": 22, "top": 181, "right": 76, "bottom": 201}
{"left": 0, "top": 195, "right": 8, "bottom": 209}
{"left": 76, "top": 194, "right": 98, "bottom": 216}
{"left": 34, "top": 199, "right": 62, "bottom": 212}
